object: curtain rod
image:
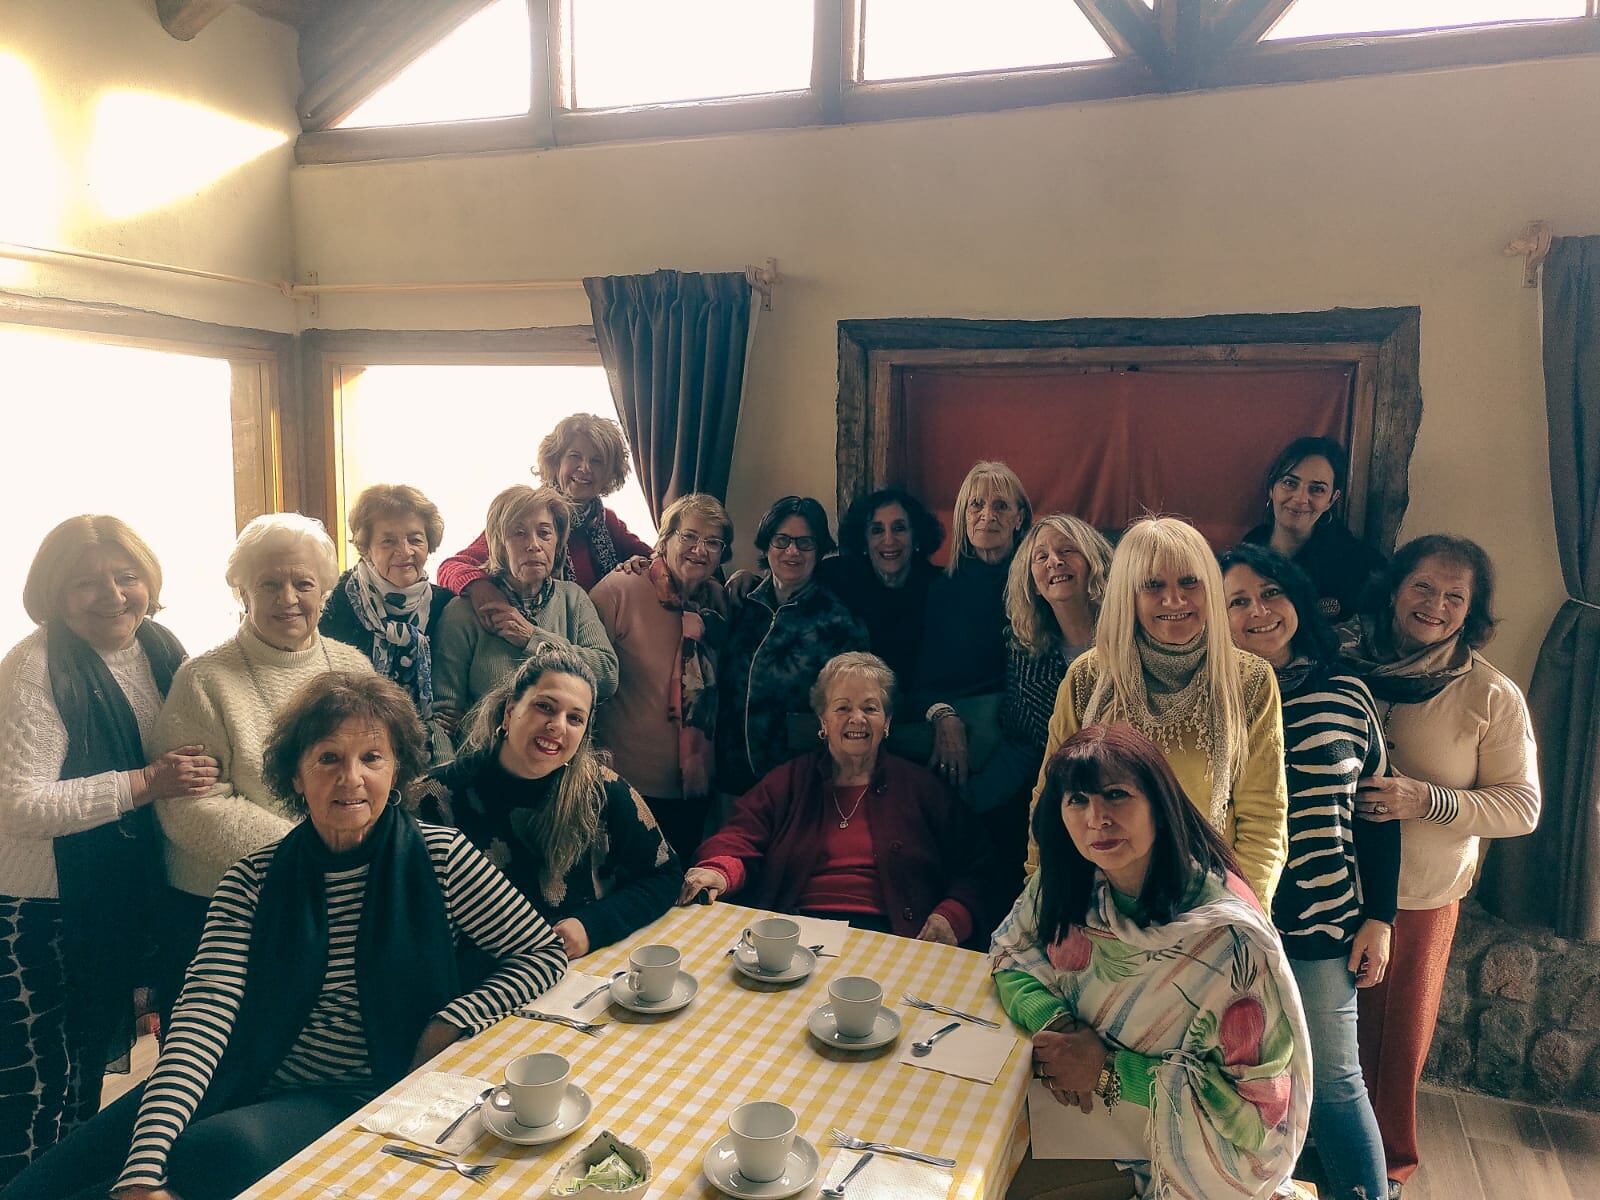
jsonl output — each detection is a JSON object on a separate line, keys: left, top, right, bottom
{"left": 0, "top": 241, "right": 782, "bottom": 310}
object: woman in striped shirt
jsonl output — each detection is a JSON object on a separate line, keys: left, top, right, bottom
{"left": 5, "top": 672, "right": 566, "bottom": 1200}
{"left": 1221, "top": 542, "right": 1395, "bottom": 1200}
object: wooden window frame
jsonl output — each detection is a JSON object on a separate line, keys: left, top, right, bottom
{"left": 0, "top": 290, "right": 297, "bottom": 530}
{"left": 834, "top": 308, "right": 1422, "bottom": 553}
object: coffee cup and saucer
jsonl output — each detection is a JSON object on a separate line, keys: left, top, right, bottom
{"left": 481, "top": 1052, "right": 593, "bottom": 1146}
{"left": 808, "top": 975, "right": 901, "bottom": 1050}
{"left": 703, "top": 1101, "right": 820, "bottom": 1199}
{"left": 731, "top": 918, "right": 816, "bottom": 985}
{"left": 609, "top": 944, "right": 698, "bottom": 1014}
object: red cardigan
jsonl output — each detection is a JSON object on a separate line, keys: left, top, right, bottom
{"left": 694, "top": 751, "right": 997, "bottom": 944}
{"left": 436, "top": 506, "right": 653, "bottom": 594}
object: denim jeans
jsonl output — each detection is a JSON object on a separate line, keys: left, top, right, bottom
{"left": 1290, "top": 954, "right": 1389, "bottom": 1200}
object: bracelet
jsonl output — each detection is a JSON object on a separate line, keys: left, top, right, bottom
{"left": 925, "top": 702, "right": 957, "bottom": 723}
{"left": 1094, "top": 1053, "right": 1121, "bottom": 1111}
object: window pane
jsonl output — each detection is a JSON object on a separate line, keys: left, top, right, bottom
{"left": 0, "top": 328, "right": 240, "bottom": 655}
{"left": 337, "top": 0, "right": 531, "bottom": 129}
{"left": 1266, "top": 0, "right": 1585, "bottom": 41}
{"left": 337, "top": 365, "right": 656, "bottom": 573}
{"left": 569, "top": 0, "right": 813, "bottom": 109}
{"left": 861, "top": 0, "right": 1114, "bottom": 82}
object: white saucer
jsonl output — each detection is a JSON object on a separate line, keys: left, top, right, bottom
{"left": 807, "top": 1003, "right": 902, "bottom": 1050}
{"left": 610, "top": 969, "right": 699, "bottom": 1014}
{"left": 732, "top": 944, "right": 816, "bottom": 985}
{"left": 702, "top": 1133, "right": 820, "bottom": 1199}
{"left": 480, "top": 1083, "right": 592, "bottom": 1145}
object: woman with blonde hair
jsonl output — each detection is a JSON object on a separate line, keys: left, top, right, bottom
{"left": 1026, "top": 516, "right": 1288, "bottom": 904}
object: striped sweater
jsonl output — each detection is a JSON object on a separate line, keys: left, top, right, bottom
{"left": 115, "top": 823, "right": 565, "bottom": 1190}
{"left": 1273, "top": 662, "right": 1399, "bottom": 959}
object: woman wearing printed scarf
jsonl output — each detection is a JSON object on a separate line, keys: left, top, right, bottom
{"left": 431, "top": 484, "right": 618, "bottom": 746}
{"left": 993, "top": 724, "right": 1310, "bottom": 1200}
{"left": 589, "top": 494, "right": 732, "bottom": 862}
{"left": 413, "top": 646, "right": 680, "bottom": 962}
{"left": 1345, "top": 535, "right": 1538, "bottom": 1198}
{"left": 4, "top": 672, "right": 566, "bottom": 1200}
{"left": 437, "top": 414, "right": 652, "bottom": 617}
{"left": 1026, "top": 517, "right": 1288, "bottom": 906}
{"left": 0, "top": 518, "right": 216, "bottom": 1186}
{"left": 319, "top": 485, "right": 455, "bottom": 762}
{"left": 1221, "top": 542, "right": 1395, "bottom": 1200}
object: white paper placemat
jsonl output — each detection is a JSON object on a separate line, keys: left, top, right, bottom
{"left": 519, "top": 968, "right": 615, "bottom": 1021}
{"left": 817, "top": 1149, "right": 953, "bottom": 1200}
{"left": 357, "top": 1070, "right": 492, "bottom": 1154}
{"left": 791, "top": 915, "right": 850, "bottom": 958}
{"left": 1026, "top": 1080, "right": 1149, "bottom": 1160}
{"left": 894, "top": 1015, "right": 1017, "bottom": 1084}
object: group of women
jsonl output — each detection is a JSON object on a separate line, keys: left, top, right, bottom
{"left": 0, "top": 415, "right": 1540, "bottom": 1200}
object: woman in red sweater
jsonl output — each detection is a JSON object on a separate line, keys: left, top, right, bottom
{"left": 679, "top": 652, "right": 996, "bottom": 945}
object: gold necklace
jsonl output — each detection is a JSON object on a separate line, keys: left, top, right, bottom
{"left": 832, "top": 784, "right": 868, "bottom": 828}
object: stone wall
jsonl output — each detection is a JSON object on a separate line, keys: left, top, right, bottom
{"left": 1424, "top": 898, "right": 1600, "bottom": 1109}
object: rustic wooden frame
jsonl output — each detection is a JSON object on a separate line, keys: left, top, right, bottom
{"left": 834, "top": 308, "right": 1421, "bottom": 554}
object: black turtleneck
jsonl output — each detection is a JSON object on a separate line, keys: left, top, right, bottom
{"left": 911, "top": 553, "right": 1014, "bottom": 700}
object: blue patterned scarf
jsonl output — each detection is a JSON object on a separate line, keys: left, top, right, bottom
{"left": 346, "top": 559, "right": 435, "bottom": 717}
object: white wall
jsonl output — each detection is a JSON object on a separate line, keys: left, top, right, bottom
{"left": 1, "top": 0, "right": 299, "bottom": 330}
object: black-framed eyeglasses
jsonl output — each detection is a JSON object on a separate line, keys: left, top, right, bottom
{"left": 769, "top": 534, "right": 817, "bottom": 552}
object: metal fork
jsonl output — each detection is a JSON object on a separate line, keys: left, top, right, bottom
{"left": 513, "top": 1009, "right": 608, "bottom": 1034}
{"left": 902, "top": 992, "right": 1000, "bottom": 1029}
{"left": 381, "top": 1144, "right": 496, "bottom": 1182}
{"left": 829, "top": 1129, "right": 956, "bottom": 1169}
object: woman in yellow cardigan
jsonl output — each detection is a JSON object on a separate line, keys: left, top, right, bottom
{"left": 1026, "top": 517, "right": 1288, "bottom": 904}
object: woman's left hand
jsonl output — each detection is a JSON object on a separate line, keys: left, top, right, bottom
{"left": 1354, "top": 774, "right": 1431, "bottom": 822}
{"left": 1349, "top": 919, "right": 1393, "bottom": 988}
{"left": 915, "top": 913, "right": 958, "bottom": 945}
{"left": 408, "top": 1018, "right": 465, "bottom": 1071}
{"left": 489, "top": 608, "right": 537, "bottom": 648}
{"left": 552, "top": 918, "right": 589, "bottom": 959}
{"left": 1033, "top": 1024, "right": 1108, "bottom": 1113}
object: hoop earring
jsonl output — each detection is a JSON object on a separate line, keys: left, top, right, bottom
{"left": 817, "top": 728, "right": 827, "bottom": 743}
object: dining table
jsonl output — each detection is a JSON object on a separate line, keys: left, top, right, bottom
{"left": 235, "top": 900, "right": 1032, "bottom": 1200}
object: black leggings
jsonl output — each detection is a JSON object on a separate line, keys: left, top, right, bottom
{"left": 0, "top": 1082, "right": 368, "bottom": 1200}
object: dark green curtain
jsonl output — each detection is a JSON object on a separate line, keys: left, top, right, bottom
{"left": 1479, "top": 237, "right": 1600, "bottom": 939}
{"left": 584, "top": 270, "right": 754, "bottom": 518}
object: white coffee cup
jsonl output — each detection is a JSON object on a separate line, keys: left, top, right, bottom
{"left": 828, "top": 975, "right": 883, "bottom": 1039}
{"left": 740, "top": 917, "right": 801, "bottom": 973}
{"left": 626, "top": 943, "right": 681, "bottom": 1003}
{"left": 493, "top": 1051, "right": 569, "bottom": 1127}
{"left": 728, "top": 1100, "right": 797, "bottom": 1183}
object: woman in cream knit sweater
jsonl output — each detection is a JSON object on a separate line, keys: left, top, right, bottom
{"left": 1026, "top": 517, "right": 1287, "bottom": 905}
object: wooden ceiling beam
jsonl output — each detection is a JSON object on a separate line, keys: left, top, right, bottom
{"left": 1076, "top": 0, "right": 1170, "bottom": 82}
{"left": 155, "top": 0, "right": 234, "bottom": 40}
{"left": 1208, "top": 0, "right": 1298, "bottom": 49}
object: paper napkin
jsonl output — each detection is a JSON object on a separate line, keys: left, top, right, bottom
{"left": 894, "top": 1015, "right": 1017, "bottom": 1084}
{"left": 518, "top": 969, "right": 615, "bottom": 1021}
{"left": 358, "top": 1070, "right": 492, "bottom": 1155}
{"left": 817, "top": 1148, "right": 953, "bottom": 1200}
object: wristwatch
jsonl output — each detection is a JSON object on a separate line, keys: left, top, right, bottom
{"left": 1093, "top": 1051, "right": 1121, "bottom": 1110}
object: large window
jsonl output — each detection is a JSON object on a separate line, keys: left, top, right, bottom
{"left": 859, "top": 0, "right": 1113, "bottom": 82}
{"left": 1266, "top": 0, "right": 1588, "bottom": 42}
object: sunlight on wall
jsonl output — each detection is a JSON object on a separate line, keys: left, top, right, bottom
{"left": 0, "top": 52, "right": 63, "bottom": 285}
{"left": 87, "top": 88, "right": 288, "bottom": 220}
{"left": 0, "top": 327, "right": 242, "bottom": 656}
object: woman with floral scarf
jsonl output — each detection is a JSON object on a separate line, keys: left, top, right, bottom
{"left": 993, "top": 723, "right": 1310, "bottom": 1200}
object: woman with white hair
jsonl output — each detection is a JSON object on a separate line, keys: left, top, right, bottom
{"left": 1025, "top": 516, "right": 1289, "bottom": 905}
{"left": 149, "top": 513, "right": 373, "bottom": 1004}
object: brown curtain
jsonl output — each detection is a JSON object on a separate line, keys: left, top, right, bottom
{"left": 584, "top": 270, "right": 754, "bottom": 518}
{"left": 1479, "top": 237, "right": 1600, "bottom": 939}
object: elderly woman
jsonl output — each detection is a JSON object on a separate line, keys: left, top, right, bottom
{"left": 4, "top": 672, "right": 566, "bottom": 1200}
{"left": 1242, "top": 436, "right": 1386, "bottom": 625}
{"left": 431, "top": 484, "right": 618, "bottom": 740}
{"left": 994, "top": 724, "right": 1309, "bottom": 1200}
{"left": 1221, "top": 542, "right": 1395, "bottom": 1200}
{"left": 150, "top": 513, "right": 373, "bottom": 1009}
{"left": 414, "top": 646, "right": 680, "bottom": 960}
{"left": 1345, "top": 535, "right": 1539, "bottom": 1194}
{"left": 684, "top": 652, "right": 993, "bottom": 945}
{"left": 589, "top": 494, "right": 732, "bottom": 861}
{"left": 815, "top": 487, "right": 944, "bottom": 682}
{"left": 1027, "top": 517, "right": 1288, "bottom": 906}
{"left": 319, "top": 484, "right": 455, "bottom": 758}
{"left": 715, "top": 497, "right": 867, "bottom": 798}
{"left": 438, "top": 414, "right": 653, "bottom": 621}
{"left": 0, "top": 517, "right": 216, "bottom": 1183}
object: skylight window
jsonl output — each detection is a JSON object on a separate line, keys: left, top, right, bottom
{"left": 1265, "top": 0, "right": 1586, "bottom": 42}
{"left": 859, "top": 0, "right": 1115, "bottom": 82}
{"left": 337, "top": 0, "right": 531, "bottom": 129}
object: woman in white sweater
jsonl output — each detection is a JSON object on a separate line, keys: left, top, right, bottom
{"left": 1347, "top": 535, "right": 1540, "bottom": 1197}
{"left": 149, "top": 514, "right": 371, "bottom": 1011}
{"left": 0, "top": 518, "right": 217, "bottom": 1185}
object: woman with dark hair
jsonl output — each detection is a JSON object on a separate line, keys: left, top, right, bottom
{"left": 815, "top": 487, "right": 944, "bottom": 681}
{"left": 1346, "top": 535, "right": 1539, "bottom": 1195}
{"left": 4, "top": 673, "right": 565, "bottom": 1200}
{"left": 993, "top": 724, "right": 1310, "bottom": 1200}
{"left": 715, "top": 497, "right": 867, "bottom": 798}
{"left": 1242, "top": 436, "right": 1386, "bottom": 624}
{"left": 1221, "top": 542, "right": 1395, "bottom": 1200}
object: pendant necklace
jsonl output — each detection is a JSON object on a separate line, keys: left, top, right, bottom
{"left": 833, "top": 784, "right": 869, "bottom": 828}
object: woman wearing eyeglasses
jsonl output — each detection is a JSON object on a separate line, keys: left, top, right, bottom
{"left": 589, "top": 495, "right": 733, "bottom": 862}
{"left": 714, "top": 498, "right": 868, "bottom": 802}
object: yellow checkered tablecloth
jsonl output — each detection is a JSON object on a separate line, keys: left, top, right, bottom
{"left": 239, "top": 902, "right": 1030, "bottom": 1200}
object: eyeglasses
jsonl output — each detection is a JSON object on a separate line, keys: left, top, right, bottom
{"left": 673, "top": 530, "right": 726, "bottom": 555}
{"left": 769, "top": 534, "right": 817, "bottom": 552}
